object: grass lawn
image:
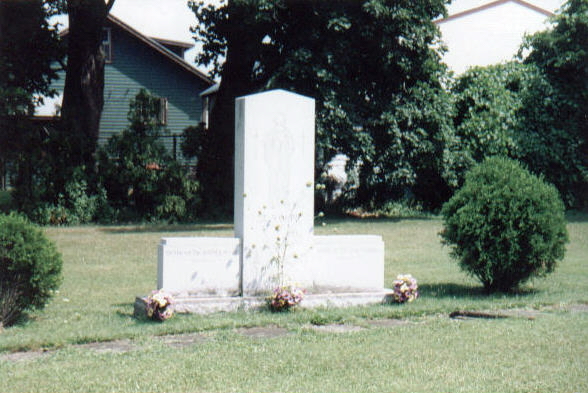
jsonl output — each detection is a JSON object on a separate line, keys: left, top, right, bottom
{"left": 0, "top": 215, "right": 587, "bottom": 392}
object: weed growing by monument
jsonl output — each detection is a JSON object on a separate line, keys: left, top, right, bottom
{"left": 257, "top": 201, "right": 305, "bottom": 289}
{"left": 441, "top": 157, "right": 568, "bottom": 292}
{"left": 0, "top": 213, "right": 62, "bottom": 327}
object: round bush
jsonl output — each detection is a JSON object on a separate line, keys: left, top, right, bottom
{"left": 0, "top": 213, "right": 62, "bottom": 326}
{"left": 440, "top": 157, "right": 568, "bottom": 292}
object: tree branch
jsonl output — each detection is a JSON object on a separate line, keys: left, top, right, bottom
{"left": 105, "top": 0, "right": 115, "bottom": 13}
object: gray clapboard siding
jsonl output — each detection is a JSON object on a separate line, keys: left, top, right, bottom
{"left": 50, "top": 17, "right": 212, "bottom": 158}
{"left": 99, "top": 21, "right": 211, "bottom": 155}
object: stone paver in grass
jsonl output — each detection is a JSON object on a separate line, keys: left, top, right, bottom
{"left": 308, "top": 324, "right": 366, "bottom": 333}
{"left": 366, "top": 318, "right": 411, "bottom": 328}
{"left": 75, "top": 339, "right": 135, "bottom": 354}
{"left": 568, "top": 303, "right": 588, "bottom": 313}
{"left": 6, "top": 304, "right": 586, "bottom": 362}
{"left": 236, "top": 326, "right": 291, "bottom": 339}
{"left": 0, "top": 350, "right": 49, "bottom": 362}
{"left": 154, "top": 333, "right": 210, "bottom": 348}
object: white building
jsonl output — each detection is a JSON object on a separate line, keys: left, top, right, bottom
{"left": 436, "top": 0, "right": 565, "bottom": 74}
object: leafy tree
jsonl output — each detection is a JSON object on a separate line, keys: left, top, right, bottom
{"left": 519, "top": 0, "right": 588, "bottom": 208}
{"left": 0, "top": 0, "right": 63, "bottom": 118}
{"left": 451, "top": 63, "right": 526, "bottom": 163}
{"left": 0, "top": 0, "right": 66, "bottom": 213}
{"left": 189, "top": 0, "right": 455, "bottom": 214}
{"left": 188, "top": 0, "right": 276, "bottom": 216}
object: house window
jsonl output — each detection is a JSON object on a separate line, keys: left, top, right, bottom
{"left": 158, "top": 97, "right": 168, "bottom": 125}
{"left": 102, "top": 28, "right": 112, "bottom": 63}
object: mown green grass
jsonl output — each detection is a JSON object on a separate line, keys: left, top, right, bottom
{"left": 0, "top": 215, "right": 587, "bottom": 392}
{"left": 1, "top": 312, "right": 586, "bottom": 393}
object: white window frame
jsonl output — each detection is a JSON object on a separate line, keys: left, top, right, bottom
{"left": 158, "top": 97, "right": 168, "bottom": 126}
{"left": 102, "top": 27, "right": 112, "bottom": 63}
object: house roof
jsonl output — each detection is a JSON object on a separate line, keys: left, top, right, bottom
{"left": 61, "top": 14, "right": 213, "bottom": 85}
{"left": 435, "top": 0, "right": 554, "bottom": 24}
{"left": 200, "top": 83, "right": 219, "bottom": 97}
{"left": 151, "top": 37, "right": 194, "bottom": 50}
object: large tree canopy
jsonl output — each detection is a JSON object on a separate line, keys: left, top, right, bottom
{"left": 0, "top": 0, "right": 64, "bottom": 195}
{"left": 189, "top": 0, "right": 455, "bottom": 215}
{"left": 519, "top": 0, "right": 588, "bottom": 207}
{"left": 448, "top": 0, "right": 587, "bottom": 209}
{"left": 1, "top": 0, "right": 115, "bottom": 213}
{"left": 0, "top": 0, "right": 63, "bottom": 118}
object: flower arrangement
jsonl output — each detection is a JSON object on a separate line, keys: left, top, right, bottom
{"left": 267, "top": 286, "right": 305, "bottom": 312}
{"left": 145, "top": 290, "right": 174, "bottom": 321}
{"left": 392, "top": 274, "right": 419, "bottom": 303}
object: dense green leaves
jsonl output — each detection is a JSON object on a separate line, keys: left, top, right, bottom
{"left": 441, "top": 157, "right": 568, "bottom": 292}
{"left": 450, "top": 20, "right": 587, "bottom": 210}
{"left": 0, "top": 0, "right": 63, "bottom": 117}
{"left": 0, "top": 213, "right": 62, "bottom": 326}
{"left": 97, "top": 90, "right": 200, "bottom": 222}
{"left": 0, "top": 1, "right": 65, "bottom": 206}
{"left": 189, "top": 0, "right": 454, "bottom": 213}
{"left": 519, "top": 0, "right": 588, "bottom": 208}
{"left": 451, "top": 63, "right": 525, "bottom": 162}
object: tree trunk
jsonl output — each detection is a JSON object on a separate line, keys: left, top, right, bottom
{"left": 197, "top": 0, "right": 264, "bottom": 217}
{"left": 60, "top": 0, "right": 115, "bottom": 170}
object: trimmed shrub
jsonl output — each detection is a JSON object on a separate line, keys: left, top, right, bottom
{"left": 30, "top": 175, "right": 109, "bottom": 226}
{"left": 0, "top": 213, "right": 62, "bottom": 326}
{"left": 440, "top": 157, "right": 568, "bottom": 292}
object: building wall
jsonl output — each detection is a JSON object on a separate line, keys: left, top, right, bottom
{"left": 100, "top": 22, "right": 210, "bottom": 148}
{"left": 437, "top": 0, "right": 564, "bottom": 74}
{"left": 445, "top": 0, "right": 562, "bottom": 15}
{"left": 38, "top": 22, "right": 211, "bottom": 157}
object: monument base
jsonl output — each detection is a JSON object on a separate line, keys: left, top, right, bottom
{"left": 134, "top": 288, "right": 394, "bottom": 316}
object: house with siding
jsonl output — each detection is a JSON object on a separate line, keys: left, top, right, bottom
{"left": 435, "top": 0, "right": 563, "bottom": 74}
{"left": 38, "top": 14, "right": 213, "bottom": 157}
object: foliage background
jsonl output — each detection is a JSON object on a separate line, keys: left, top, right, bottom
{"left": 1, "top": 0, "right": 586, "bottom": 223}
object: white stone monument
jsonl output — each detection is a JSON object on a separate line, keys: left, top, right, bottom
{"left": 151, "top": 89, "right": 388, "bottom": 313}
{"left": 235, "top": 90, "right": 315, "bottom": 295}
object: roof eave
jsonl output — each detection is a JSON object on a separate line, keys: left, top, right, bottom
{"left": 59, "top": 14, "right": 213, "bottom": 86}
{"left": 435, "top": 0, "right": 554, "bottom": 25}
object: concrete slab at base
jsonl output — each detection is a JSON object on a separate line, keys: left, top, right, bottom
{"left": 134, "top": 289, "right": 394, "bottom": 316}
